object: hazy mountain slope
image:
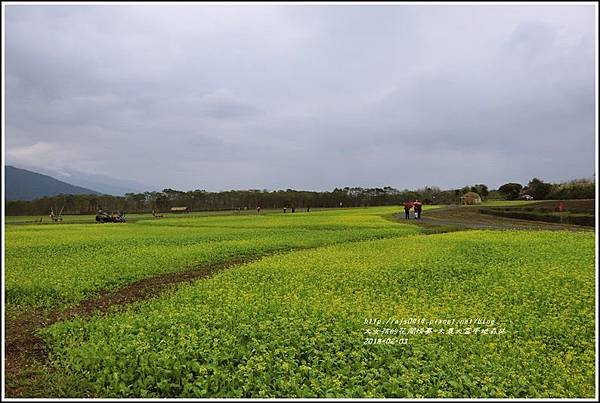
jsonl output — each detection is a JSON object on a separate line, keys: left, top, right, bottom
{"left": 5, "top": 166, "right": 101, "bottom": 201}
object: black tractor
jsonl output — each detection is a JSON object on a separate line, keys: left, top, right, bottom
{"left": 96, "top": 209, "right": 126, "bottom": 223}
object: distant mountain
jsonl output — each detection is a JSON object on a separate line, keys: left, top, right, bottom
{"left": 11, "top": 165, "right": 151, "bottom": 196}
{"left": 49, "top": 169, "right": 151, "bottom": 196}
{"left": 5, "top": 166, "right": 101, "bottom": 201}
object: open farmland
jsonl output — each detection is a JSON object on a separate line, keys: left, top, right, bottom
{"left": 479, "top": 199, "right": 595, "bottom": 227}
{"left": 3, "top": 208, "right": 298, "bottom": 225}
{"left": 5, "top": 207, "right": 422, "bottom": 312}
{"left": 415, "top": 201, "right": 595, "bottom": 231}
{"left": 3, "top": 205, "right": 596, "bottom": 398}
{"left": 4, "top": 2, "right": 597, "bottom": 399}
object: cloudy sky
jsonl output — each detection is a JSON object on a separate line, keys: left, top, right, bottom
{"left": 4, "top": 4, "right": 596, "bottom": 191}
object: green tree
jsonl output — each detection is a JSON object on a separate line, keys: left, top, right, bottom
{"left": 470, "top": 184, "right": 489, "bottom": 198}
{"left": 498, "top": 183, "right": 523, "bottom": 200}
{"left": 523, "top": 178, "right": 553, "bottom": 200}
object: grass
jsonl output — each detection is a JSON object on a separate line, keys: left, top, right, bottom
{"left": 478, "top": 200, "right": 595, "bottom": 227}
{"left": 479, "top": 200, "right": 538, "bottom": 207}
{"left": 39, "top": 230, "right": 595, "bottom": 398}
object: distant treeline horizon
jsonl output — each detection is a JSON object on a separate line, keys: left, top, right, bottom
{"left": 5, "top": 177, "right": 595, "bottom": 216}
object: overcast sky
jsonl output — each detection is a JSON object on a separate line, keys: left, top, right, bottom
{"left": 4, "top": 4, "right": 597, "bottom": 191}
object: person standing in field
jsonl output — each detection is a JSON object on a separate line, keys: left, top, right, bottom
{"left": 257, "top": 205, "right": 261, "bottom": 214}
{"left": 283, "top": 206, "right": 287, "bottom": 213}
{"left": 403, "top": 201, "right": 413, "bottom": 219}
{"left": 413, "top": 200, "right": 423, "bottom": 219}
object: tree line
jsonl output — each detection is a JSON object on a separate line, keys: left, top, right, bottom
{"left": 5, "top": 178, "right": 594, "bottom": 216}
{"left": 497, "top": 178, "right": 595, "bottom": 200}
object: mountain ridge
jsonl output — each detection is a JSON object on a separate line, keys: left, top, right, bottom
{"left": 5, "top": 165, "right": 102, "bottom": 201}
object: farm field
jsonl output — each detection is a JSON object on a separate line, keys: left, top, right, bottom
{"left": 4, "top": 207, "right": 304, "bottom": 225}
{"left": 3, "top": 205, "right": 596, "bottom": 398}
{"left": 416, "top": 201, "right": 595, "bottom": 231}
{"left": 479, "top": 199, "right": 595, "bottom": 227}
{"left": 5, "top": 207, "right": 421, "bottom": 312}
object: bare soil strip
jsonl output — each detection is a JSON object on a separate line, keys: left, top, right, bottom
{"left": 401, "top": 205, "right": 593, "bottom": 231}
{"left": 5, "top": 254, "right": 268, "bottom": 397}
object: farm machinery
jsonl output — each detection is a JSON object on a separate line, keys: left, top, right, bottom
{"left": 49, "top": 207, "right": 64, "bottom": 222}
{"left": 95, "top": 209, "right": 126, "bottom": 223}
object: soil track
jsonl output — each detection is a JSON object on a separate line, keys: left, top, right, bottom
{"left": 402, "top": 205, "right": 593, "bottom": 231}
{"left": 5, "top": 254, "right": 267, "bottom": 397}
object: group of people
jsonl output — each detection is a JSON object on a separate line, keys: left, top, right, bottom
{"left": 256, "top": 202, "right": 422, "bottom": 217}
{"left": 256, "top": 205, "right": 311, "bottom": 213}
{"left": 403, "top": 200, "right": 423, "bottom": 219}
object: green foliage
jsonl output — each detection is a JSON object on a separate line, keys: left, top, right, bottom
{"left": 7, "top": 206, "right": 594, "bottom": 397}
{"left": 546, "top": 179, "right": 595, "bottom": 200}
{"left": 40, "top": 230, "right": 595, "bottom": 398}
{"left": 470, "top": 184, "right": 489, "bottom": 198}
{"left": 5, "top": 207, "right": 419, "bottom": 310}
{"left": 523, "top": 178, "right": 554, "bottom": 200}
{"left": 479, "top": 200, "right": 536, "bottom": 207}
{"left": 497, "top": 183, "right": 523, "bottom": 200}
{"left": 6, "top": 187, "right": 429, "bottom": 215}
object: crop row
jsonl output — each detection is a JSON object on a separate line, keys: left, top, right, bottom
{"left": 41, "top": 230, "right": 595, "bottom": 397}
{"left": 5, "top": 207, "right": 418, "bottom": 310}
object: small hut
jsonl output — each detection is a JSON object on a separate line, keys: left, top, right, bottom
{"left": 461, "top": 192, "right": 482, "bottom": 205}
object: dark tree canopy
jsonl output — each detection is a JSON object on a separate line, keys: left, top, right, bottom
{"left": 524, "top": 178, "right": 554, "bottom": 200}
{"left": 498, "top": 183, "right": 523, "bottom": 200}
{"left": 5, "top": 178, "right": 593, "bottom": 216}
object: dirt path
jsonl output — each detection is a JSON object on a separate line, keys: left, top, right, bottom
{"left": 5, "top": 254, "right": 270, "bottom": 397}
{"left": 400, "top": 205, "right": 592, "bottom": 231}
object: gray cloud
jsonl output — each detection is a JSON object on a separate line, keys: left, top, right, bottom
{"left": 4, "top": 4, "right": 596, "bottom": 191}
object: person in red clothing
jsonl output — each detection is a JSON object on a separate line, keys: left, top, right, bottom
{"left": 403, "top": 201, "right": 413, "bottom": 219}
{"left": 413, "top": 200, "right": 423, "bottom": 219}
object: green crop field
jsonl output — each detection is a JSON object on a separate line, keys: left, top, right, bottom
{"left": 4, "top": 205, "right": 596, "bottom": 398}
{"left": 3, "top": 208, "right": 300, "bottom": 225}
{"left": 5, "top": 207, "right": 421, "bottom": 312}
